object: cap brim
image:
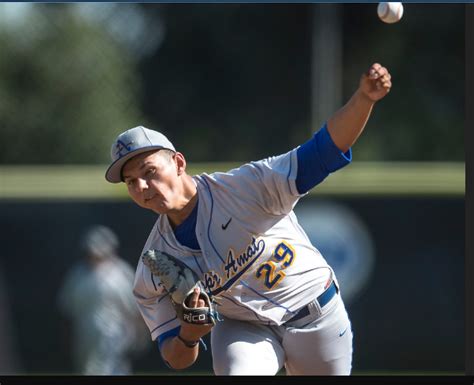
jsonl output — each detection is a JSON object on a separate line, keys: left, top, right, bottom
{"left": 105, "top": 145, "right": 168, "bottom": 183}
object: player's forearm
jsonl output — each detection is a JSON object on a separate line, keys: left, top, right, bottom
{"left": 326, "top": 89, "right": 375, "bottom": 153}
{"left": 161, "top": 336, "right": 200, "bottom": 369}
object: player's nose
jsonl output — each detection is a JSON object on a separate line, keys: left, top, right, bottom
{"left": 135, "top": 178, "right": 149, "bottom": 192}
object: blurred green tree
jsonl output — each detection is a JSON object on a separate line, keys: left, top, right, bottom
{"left": 0, "top": 3, "right": 143, "bottom": 164}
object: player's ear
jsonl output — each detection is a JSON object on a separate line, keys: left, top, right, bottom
{"left": 174, "top": 152, "right": 186, "bottom": 176}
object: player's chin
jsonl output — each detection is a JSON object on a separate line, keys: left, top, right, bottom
{"left": 146, "top": 199, "right": 169, "bottom": 213}
{"left": 141, "top": 197, "right": 157, "bottom": 210}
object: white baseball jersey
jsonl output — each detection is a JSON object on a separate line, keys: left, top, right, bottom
{"left": 133, "top": 147, "right": 339, "bottom": 342}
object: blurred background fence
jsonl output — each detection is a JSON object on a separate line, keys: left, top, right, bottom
{"left": 0, "top": 3, "right": 465, "bottom": 375}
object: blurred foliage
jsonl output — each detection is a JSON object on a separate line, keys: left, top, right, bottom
{"left": 0, "top": 3, "right": 464, "bottom": 164}
{"left": 0, "top": 3, "right": 143, "bottom": 164}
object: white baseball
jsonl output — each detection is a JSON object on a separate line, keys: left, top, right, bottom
{"left": 377, "top": 2, "right": 404, "bottom": 24}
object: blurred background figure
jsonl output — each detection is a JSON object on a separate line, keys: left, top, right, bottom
{"left": 57, "top": 225, "right": 148, "bottom": 375}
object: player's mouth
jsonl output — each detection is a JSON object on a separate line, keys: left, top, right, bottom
{"left": 145, "top": 194, "right": 165, "bottom": 207}
{"left": 144, "top": 194, "right": 157, "bottom": 203}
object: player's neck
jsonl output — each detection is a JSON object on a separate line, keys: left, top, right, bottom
{"left": 167, "top": 175, "right": 198, "bottom": 229}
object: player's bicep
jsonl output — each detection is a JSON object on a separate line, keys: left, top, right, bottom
{"left": 296, "top": 124, "right": 352, "bottom": 194}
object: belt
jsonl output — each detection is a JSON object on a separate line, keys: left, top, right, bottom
{"left": 286, "top": 280, "right": 338, "bottom": 324}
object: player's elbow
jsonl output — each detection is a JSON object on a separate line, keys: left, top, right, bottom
{"left": 170, "top": 360, "right": 195, "bottom": 370}
{"left": 161, "top": 341, "right": 197, "bottom": 370}
{"left": 164, "top": 356, "right": 197, "bottom": 370}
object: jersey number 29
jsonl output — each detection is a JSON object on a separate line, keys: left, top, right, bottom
{"left": 256, "top": 242, "right": 295, "bottom": 289}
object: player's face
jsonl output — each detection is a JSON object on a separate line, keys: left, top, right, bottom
{"left": 122, "top": 150, "right": 186, "bottom": 215}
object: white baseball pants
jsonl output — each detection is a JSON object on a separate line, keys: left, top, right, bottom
{"left": 211, "top": 293, "right": 353, "bottom": 375}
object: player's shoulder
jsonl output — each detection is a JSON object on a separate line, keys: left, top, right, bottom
{"left": 139, "top": 215, "right": 168, "bottom": 251}
{"left": 195, "top": 159, "right": 266, "bottom": 183}
{"left": 193, "top": 152, "right": 295, "bottom": 198}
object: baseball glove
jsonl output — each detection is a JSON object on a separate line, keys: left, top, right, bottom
{"left": 142, "top": 249, "right": 218, "bottom": 326}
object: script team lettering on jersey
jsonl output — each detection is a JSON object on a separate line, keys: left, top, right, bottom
{"left": 203, "top": 236, "right": 265, "bottom": 294}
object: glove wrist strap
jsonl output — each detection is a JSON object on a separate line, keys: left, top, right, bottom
{"left": 177, "top": 334, "right": 199, "bottom": 348}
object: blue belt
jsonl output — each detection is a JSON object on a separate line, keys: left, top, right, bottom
{"left": 286, "top": 281, "right": 338, "bottom": 324}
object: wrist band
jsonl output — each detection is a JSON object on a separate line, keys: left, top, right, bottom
{"left": 177, "top": 335, "right": 199, "bottom": 348}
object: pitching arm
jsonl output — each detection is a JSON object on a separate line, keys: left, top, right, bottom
{"left": 326, "top": 63, "right": 392, "bottom": 153}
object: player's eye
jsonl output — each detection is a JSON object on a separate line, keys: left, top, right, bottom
{"left": 145, "top": 168, "right": 156, "bottom": 177}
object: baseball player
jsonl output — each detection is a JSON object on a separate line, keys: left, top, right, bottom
{"left": 57, "top": 225, "right": 148, "bottom": 374}
{"left": 105, "top": 63, "right": 392, "bottom": 375}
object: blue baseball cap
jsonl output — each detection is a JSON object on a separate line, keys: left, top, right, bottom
{"left": 105, "top": 126, "right": 176, "bottom": 183}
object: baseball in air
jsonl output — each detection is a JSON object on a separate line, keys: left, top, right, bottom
{"left": 377, "top": 2, "right": 404, "bottom": 24}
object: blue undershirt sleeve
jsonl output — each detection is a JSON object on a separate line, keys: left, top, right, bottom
{"left": 156, "top": 325, "right": 209, "bottom": 368}
{"left": 296, "top": 123, "right": 352, "bottom": 194}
